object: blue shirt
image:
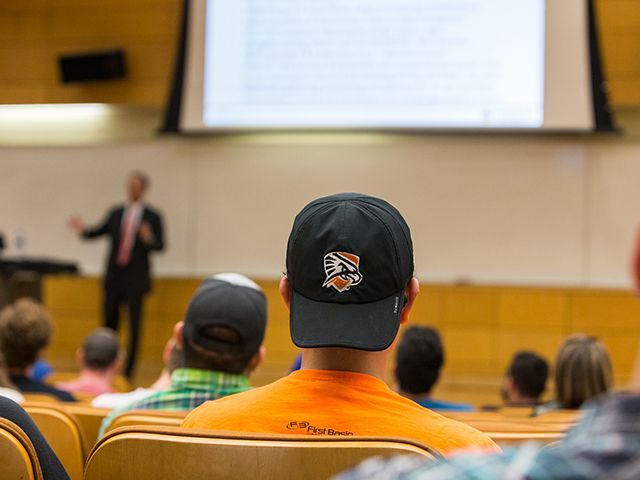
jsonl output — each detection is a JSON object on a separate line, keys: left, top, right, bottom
{"left": 416, "top": 399, "right": 474, "bottom": 412}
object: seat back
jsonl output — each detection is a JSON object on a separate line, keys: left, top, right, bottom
{"left": 63, "top": 404, "right": 110, "bottom": 457}
{"left": 0, "top": 418, "right": 43, "bottom": 480}
{"left": 24, "top": 403, "right": 85, "bottom": 480}
{"left": 85, "top": 426, "right": 440, "bottom": 480}
{"left": 23, "top": 393, "right": 60, "bottom": 403}
{"left": 106, "top": 410, "right": 186, "bottom": 434}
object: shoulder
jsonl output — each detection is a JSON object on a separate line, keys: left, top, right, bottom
{"left": 143, "top": 205, "right": 162, "bottom": 218}
{"left": 183, "top": 382, "right": 278, "bottom": 427}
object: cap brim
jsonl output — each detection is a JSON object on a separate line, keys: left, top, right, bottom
{"left": 290, "top": 288, "right": 404, "bottom": 351}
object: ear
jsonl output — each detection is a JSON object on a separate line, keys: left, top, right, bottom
{"left": 173, "top": 321, "right": 185, "bottom": 349}
{"left": 279, "top": 276, "right": 291, "bottom": 310}
{"left": 245, "top": 346, "right": 267, "bottom": 375}
{"left": 400, "top": 277, "right": 420, "bottom": 324}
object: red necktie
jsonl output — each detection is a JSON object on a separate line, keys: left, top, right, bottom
{"left": 116, "top": 208, "right": 137, "bottom": 267}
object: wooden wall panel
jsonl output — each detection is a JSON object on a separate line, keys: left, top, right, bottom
{"left": 1, "top": 0, "right": 640, "bottom": 106}
{"left": 41, "top": 276, "right": 640, "bottom": 407}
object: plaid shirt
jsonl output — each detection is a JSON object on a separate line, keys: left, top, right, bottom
{"left": 336, "top": 394, "right": 640, "bottom": 480}
{"left": 99, "top": 368, "right": 251, "bottom": 438}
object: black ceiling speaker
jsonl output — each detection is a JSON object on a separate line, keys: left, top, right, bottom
{"left": 59, "top": 49, "right": 127, "bottom": 83}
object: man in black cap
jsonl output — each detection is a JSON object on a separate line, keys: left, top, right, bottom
{"left": 184, "top": 193, "right": 497, "bottom": 456}
{"left": 99, "top": 273, "right": 267, "bottom": 436}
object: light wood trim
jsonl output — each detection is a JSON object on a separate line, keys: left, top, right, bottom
{"left": 0, "top": 418, "right": 43, "bottom": 480}
{"left": 86, "top": 426, "right": 440, "bottom": 480}
{"left": 106, "top": 410, "right": 187, "bottom": 434}
{"left": 24, "top": 403, "right": 85, "bottom": 480}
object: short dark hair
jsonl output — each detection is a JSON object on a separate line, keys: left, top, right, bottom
{"left": 82, "top": 328, "right": 120, "bottom": 371}
{"left": 507, "top": 351, "right": 549, "bottom": 400}
{"left": 182, "top": 325, "right": 255, "bottom": 374}
{"left": 0, "top": 299, "right": 52, "bottom": 370}
{"left": 395, "top": 326, "right": 444, "bottom": 395}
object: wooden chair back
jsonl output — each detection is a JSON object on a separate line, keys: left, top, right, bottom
{"left": 85, "top": 426, "right": 440, "bottom": 480}
{"left": 63, "top": 404, "right": 110, "bottom": 458}
{"left": 0, "top": 418, "right": 43, "bottom": 480}
{"left": 24, "top": 403, "right": 85, "bottom": 480}
{"left": 23, "top": 393, "right": 60, "bottom": 403}
{"left": 490, "top": 431, "right": 565, "bottom": 447}
{"left": 105, "top": 410, "right": 186, "bottom": 434}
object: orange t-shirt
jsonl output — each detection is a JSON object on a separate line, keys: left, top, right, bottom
{"left": 183, "top": 369, "right": 499, "bottom": 456}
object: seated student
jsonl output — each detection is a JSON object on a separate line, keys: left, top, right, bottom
{"left": 99, "top": 273, "right": 267, "bottom": 436}
{"left": 501, "top": 351, "right": 549, "bottom": 407}
{"left": 92, "top": 338, "right": 181, "bottom": 409}
{"left": 395, "top": 325, "right": 473, "bottom": 412}
{"left": 184, "top": 193, "right": 497, "bottom": 455}
{"left": 337, "top": 338, "right": 640, "bottom": 480}
{"left": 0, "top": 351, "right": 24, "bottom": 404}
{"left": 537, "top": 334, "right": 612, "bottom": 415}
{"left": 55, "top": 328, "right": 122, "bottom": 397}
{"left": 0, "top": 396, "right": 70, "bottom": 480}
{"left": 0, "top": 299, "right": 75, "bottom": 402}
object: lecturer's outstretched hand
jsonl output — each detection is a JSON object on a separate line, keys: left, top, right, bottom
{"left": 67, "top": 215, "right": 85, "bottom": 235}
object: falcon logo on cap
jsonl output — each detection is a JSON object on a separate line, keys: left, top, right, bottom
{"left": 322, "top": 252, "right": 363, "bottom": 293}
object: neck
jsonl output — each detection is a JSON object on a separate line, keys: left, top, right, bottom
{"left": 149, "top": 369, "right": 172, "bottom": 391}
{"left": 398, "top": 390, "right": 432, "bottom": 402}
{"left": 79, "top": 368, "right": 114, "bottom": 384}
{"left": 301, "top": 348, "right": 388, "bottom": 380}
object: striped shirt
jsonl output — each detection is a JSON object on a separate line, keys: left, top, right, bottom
{"left": 98, "top": 368, "right": 251, "bottom": 438}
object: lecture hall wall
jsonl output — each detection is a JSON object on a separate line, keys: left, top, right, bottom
{"left": 2, "top": 0, "right": 640, "bottom": 401}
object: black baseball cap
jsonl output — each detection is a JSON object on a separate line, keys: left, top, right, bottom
{"left": 286, "top": 193, "right": 414, "bottom": 351}
{"left": 183, "top": 273, "right": 267, "bottom": 358}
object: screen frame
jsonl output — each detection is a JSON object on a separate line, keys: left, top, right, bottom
{"left": 162, "top": 0, "right": 616, "bottom": 135}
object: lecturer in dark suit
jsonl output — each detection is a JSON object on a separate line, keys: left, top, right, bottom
{"left": 68, "top": 172, "right": 165, "bottom": 379}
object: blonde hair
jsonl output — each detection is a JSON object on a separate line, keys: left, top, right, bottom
{"left": 555, "top": 334, "right": 613, "bottom": 409}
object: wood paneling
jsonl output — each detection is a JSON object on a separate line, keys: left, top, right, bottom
{"left": 1, "top": 0, "right": 640, "bottom": 106}
{"left": 0, "top": 0, "right": 181, "bottom": 106}
{"left": 42, "top": 276, "right": 640, "bottom": 407}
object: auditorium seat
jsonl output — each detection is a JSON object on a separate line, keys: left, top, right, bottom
{"left": 24, "top": 403, "right": 85, "bottom": 479}
{"left": 63, "top": 404, "right": 110, "bottom": 457}
{"left": 105, "top": 410, "right": 186, "bottom": 434}
{"left": 489, "top": 431, "right": 564, "bottom": 447}
{"left": 0, "top": 417, "right": 43, "bottom": 480}
{"left": 85, "top": 426, "right": 440, "bottom": 479}
{"left": 23, "top": 393, "right": 60, "bottom": 403}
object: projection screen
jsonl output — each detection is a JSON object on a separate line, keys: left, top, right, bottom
{"left": 167, "top": 0, "right": 613, "bottom": 132}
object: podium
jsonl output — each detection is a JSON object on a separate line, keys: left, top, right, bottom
{"left": 0, "top": 258, "right": 79, "bottom": 309}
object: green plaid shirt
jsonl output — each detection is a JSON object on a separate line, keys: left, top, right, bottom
{"left": 99, "top": 368, "right": 251, "bottom": 438}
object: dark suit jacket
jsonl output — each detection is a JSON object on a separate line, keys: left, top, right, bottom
{"left": 83, "top": 204, "right": 165, "bottom": 295}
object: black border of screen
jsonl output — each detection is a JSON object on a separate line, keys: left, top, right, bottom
{"left": 162, "top": 0, "right": 617, "bottom": 134}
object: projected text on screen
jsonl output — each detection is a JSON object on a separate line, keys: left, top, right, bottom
{"left": 203, "top": 0, "right": 545, "bottom": 129}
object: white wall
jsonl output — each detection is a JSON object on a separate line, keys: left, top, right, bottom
{"left": 1, "top": 133, "right": 638, "bottom": 288}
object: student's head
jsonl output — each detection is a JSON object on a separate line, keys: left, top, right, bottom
{"left": 0, "top": 299, "right": 52, "bottom": 372}
{"left": 501, "top": 351, "right": 549, "bottom": 406}
{"left": 78, "top": 328, "right": 121, "bottom": 374}
{"left": 280, "top": 193, "right": 419, "bottom": 374}
{"left": 0, "top": 351, "right": 15, "bottom": 389}
{"left": 175, "top": 273, "right": 268, "bottom": 375}
{"left": 127, "top": 171, "right": 149, "bottom": 202}
{"left": 394, "top": 326, "right": 443, "bottom": 396}
{"left": 555, "top": 334, "right": 613, "bottom": 409}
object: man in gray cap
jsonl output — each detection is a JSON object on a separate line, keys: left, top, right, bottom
{"left": 99, "top": 273, "right": 267, "bottom": 436}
